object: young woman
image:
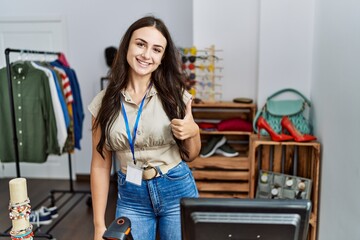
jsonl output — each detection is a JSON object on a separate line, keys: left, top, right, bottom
{"left": 88, "top": 16, "right": 201, "bottom": 240}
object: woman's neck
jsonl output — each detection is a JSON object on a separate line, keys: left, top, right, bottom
{"left": 126, "top": 77, "right": 152, "bottom": 104}
{"left": 127, "top": 80, "right": 150, "bottom": 93}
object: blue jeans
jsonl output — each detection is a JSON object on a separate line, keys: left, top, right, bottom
{"left": 116, "top": 161, "right": 199, "bottom": 240}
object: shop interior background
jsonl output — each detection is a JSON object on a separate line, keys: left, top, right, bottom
{"left": 1, "top": 0, "right": 359, "bottom": 239}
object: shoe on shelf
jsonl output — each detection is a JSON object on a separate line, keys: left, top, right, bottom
{"left": 200, "top": 135, "right": 226, "bottom": 158}
{"left": 29, "top": 210, "right": 52, "bottom": 226}
{"left": 281, "top": 116, "right": 317, "bottom": 142}
{"left": 38, "top": 206, "right": 59, "bottom": 219}
{"left": 257, "top": 116, "right": 293, "bottom": 142}
{"left": 215, "top": 143, "right": 239, "bottom": 157}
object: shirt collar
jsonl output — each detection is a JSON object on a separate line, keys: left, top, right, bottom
{"left": 147, "top": 83, "right": 157, "bottom": 97}
{"left": 11, "top": 61, "right": 30, "bottom": 79}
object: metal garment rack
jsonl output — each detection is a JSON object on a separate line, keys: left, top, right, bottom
{"left": 1, "top": 48, "right": 90, "bottom": 239}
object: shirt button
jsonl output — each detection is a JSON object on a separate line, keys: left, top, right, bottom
{"left": 18, "top": 106, "right": 22, "bottom": 110}
{"left": 22, "top": 76, "right": 25, "bottom": 80}
{"left": 19, "top": 142, "right": 23, "bottom": 146}
{"left": 18, "top": 118, "right": 22, "bottom": 122}
{"left": 18, "top": 81, "right": 21, "bottom": 84}
{"left": 137, "top": 130, "right": 141, "bottom": 135}
{"left": 19, "top": 130, "right": 22, "bottom": 134}
{"left": 13, "top": 76, "right": 16, "bottom": 80}
{"left": 18, "top": 94, "right": 21, "bottom": 97}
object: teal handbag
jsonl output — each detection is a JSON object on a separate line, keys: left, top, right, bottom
{"left": 253, "top": 88, "right": 312, "bottom": 135}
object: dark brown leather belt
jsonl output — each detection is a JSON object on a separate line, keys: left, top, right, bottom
{"left": 142, "top": 162, "right": 180, "bottom": 180}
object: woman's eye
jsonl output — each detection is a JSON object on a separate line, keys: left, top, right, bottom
{"left": 153, "top": 48, "right": 161, "bottom": 53}
{"left": 136, "top": 42, "right": 145, "bottom": 47}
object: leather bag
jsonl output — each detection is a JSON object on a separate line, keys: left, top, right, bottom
{"left": 253, "top": 88, "right": 312, "bottom": 136}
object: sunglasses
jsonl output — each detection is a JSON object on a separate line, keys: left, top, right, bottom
{"left": 182, "top": 63, "right": 196, "bottom": 71}
{"left": 183, "top": 63, "right": 219, "bottom": 72}
{"left": 180, "top": 47, "right": 197, "bottom": 56}
{"left": 181, "top": 55, "right": 221, "bottom": 64}
{"left": 197, "top": 81, "right": 222, "bottom": 89}
{"left": 181, "top": 55, "right": 197, "bottom": 63}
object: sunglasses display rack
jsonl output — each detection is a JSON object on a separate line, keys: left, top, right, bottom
{"left": 180, "top": 45, "right": 223, "bottom": 102}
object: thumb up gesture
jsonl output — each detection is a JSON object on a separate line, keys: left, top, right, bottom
{"left": 171, "top": 99, "right": 199, "bottom": 140}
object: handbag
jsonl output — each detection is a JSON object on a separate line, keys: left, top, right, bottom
{"left": 253, "top": 88, "right": 312, "bottom": 136}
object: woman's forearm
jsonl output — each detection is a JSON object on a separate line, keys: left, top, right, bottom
{"left": 91, "top": 117, "right": 112, "bottom": 229}
{"left": 91, "top": 163, "right": 111, "bottom": 228}
{"left": 183, "top": 126, "right": 201, "bottom": 161}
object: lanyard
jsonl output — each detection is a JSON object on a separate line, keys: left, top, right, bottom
{"left": 121, "top": 85, "right": 150, "bottom": 165}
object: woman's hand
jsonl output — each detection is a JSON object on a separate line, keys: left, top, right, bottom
{"left": 171, "top": 99, "right": 199, "bottom": 140}
{"left": 94, "top": 226, "right": 106, "bottom": 240}
{"left": 171, "top": 99, "right": 201, "bottom": 161}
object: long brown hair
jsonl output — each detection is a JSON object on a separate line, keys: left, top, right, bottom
{"left": 93, "top": 16, "right": 188, "bottom": 159}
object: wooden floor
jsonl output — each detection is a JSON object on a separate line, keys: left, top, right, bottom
{"left": 0, "top": 177, "right": 117, "bottom": 240}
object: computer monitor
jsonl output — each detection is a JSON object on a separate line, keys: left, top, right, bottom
{"left": 181, "top": 198, "right": 311, "bottom": 240}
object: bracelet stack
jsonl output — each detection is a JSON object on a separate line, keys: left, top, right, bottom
{"left": 9, "top": 198, "right": 31, "bottom": 220}
{"left": 8, "top": 178, "right": 34, "bottom": 240}
{"left": 10, "top": 225, "right": 34, "bottom": 240}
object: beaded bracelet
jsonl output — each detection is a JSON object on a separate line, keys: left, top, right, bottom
{"left": 9, "top": 204, "right": 31, "bottom": 220}
{"left": 9, "top": 198, "right": 30, "bottom": 208}
{"left": 10, "top": 224, "right": 33, "bottom": 237}
{"left": 10, "top": 230, "right": 34, "bottom": 240}
{"left": 8, "top": 198, "right": 31, "bottom": 220}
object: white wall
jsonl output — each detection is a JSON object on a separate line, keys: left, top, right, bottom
{"left": 0, "top": 0, "right": 193, "bottom": 175}
{"left": 311, "top": 0, "right": 360, "bottom": 239}
{"left": 193, "top": 0, "right": 259, "bottom": 101}
{"left": 192, "top": 0, "right": 314, "bottom": 106}
{"left": 257, "top": 0, "right": 315, "bottom": 106}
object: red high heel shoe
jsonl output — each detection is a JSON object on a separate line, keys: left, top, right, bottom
{"left": 257, "top": 116, "right": 294, "bottom": 142}
{"left": 281, "top": 116, "right": 317, "bottom": 142}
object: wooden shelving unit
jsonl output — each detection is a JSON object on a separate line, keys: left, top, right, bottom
{"left": 249, "top": 135, "right": 321, "bottom": 240}
{"left": 188, "top": 101, "right": 256, "bottom": 198}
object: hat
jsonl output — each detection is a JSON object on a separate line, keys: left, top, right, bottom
{"left": 105, "top": 46, "right": 117, "bottom": 67}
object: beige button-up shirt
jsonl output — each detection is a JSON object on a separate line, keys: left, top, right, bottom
{"left": 88, "top": 84, "right": 191, "bottom": 173}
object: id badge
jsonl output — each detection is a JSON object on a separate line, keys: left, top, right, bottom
{"left": 126, "top": 163, "right": 143, "bottom": 186}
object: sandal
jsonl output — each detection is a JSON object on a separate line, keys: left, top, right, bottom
{"left": 102, "top": 216, "right": 133, "bottom": 240}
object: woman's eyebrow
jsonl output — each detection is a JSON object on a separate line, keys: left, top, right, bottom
{"left": 135, "top": 38, "right": 165, "bottom": 49}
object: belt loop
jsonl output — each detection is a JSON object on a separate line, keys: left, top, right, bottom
{"left": 155, "top": 166, "right": 163, "bottom": 177}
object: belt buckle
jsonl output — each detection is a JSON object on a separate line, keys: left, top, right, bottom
{"left": 143, "top": 165, "right": 158, "bottom": 180}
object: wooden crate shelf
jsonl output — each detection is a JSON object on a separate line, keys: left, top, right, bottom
{"left": 249, "top": 135, "right": 321, "bottom": 240}
{"left": 189, "top": 101, "right": 256, "bottom": 198}
{"left": 191, "top": 169, "right": 249, "bottom": 181}
{"left": 188, "top": 156, "right": 249, "bottom": 170}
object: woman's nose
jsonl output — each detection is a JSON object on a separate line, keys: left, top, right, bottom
{"left": 142, "top": 49, "right": 151, "bottom": 59}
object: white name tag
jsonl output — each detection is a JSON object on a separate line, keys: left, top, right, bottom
{"left": 126, "top": 164, "right": 143, "bottom": 186}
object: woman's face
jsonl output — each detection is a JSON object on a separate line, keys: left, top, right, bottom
{"left": 127, "top": 26, "right": 167, "bottom": 79}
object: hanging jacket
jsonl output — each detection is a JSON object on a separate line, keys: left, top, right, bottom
{"left": 50, "top": 60, "right": 84, "bottom": 150}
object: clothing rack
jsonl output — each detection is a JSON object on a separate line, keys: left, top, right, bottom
{"left": 1, "top": 48, "right": 90, "bottom": 239}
